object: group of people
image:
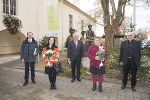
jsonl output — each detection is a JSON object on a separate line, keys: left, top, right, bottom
{"left": 20, "top": 31, "right": 141, "bottom": 92}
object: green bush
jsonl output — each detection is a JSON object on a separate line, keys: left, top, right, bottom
{"left": 39, "top": 36, "right": 48, "bottom": 53}
{"left": 105, "top": 45, "right": 150, "bottom": 82}
{"left": 136, "top": 48, "right": 150, "bottom": 80}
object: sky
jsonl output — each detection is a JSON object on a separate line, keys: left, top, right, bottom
{"left": 125, "top": 1, "right": 150, "bottom": 31}
{"left": 68, "top": 0, "right": 150, "bottom": 32}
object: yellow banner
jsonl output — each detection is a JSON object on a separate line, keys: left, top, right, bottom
{"left": 45, "top": 0, "right": 59, "bottom": 37}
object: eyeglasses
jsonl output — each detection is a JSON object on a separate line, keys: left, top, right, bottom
{"left": 127, "top": 35, "right": 133, "bottom": 36}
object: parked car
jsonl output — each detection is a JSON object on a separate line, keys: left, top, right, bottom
{"left": 141, "top": 39, "right": 150, "bottom": 49}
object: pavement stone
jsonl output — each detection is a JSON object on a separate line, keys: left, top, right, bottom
{"left": 0, "top": 57, "right": 149, "bottom": 100}
{"left": 0, "top": 54, "right": 20, "bottom": 65}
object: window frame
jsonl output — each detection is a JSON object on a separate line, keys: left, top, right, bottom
{"left": 3, "top": 0, "right": 17, "bottom": 15}
{"left": 81, "top": 20, "right": 84, "bottom": 31}
{"left": 69, "top": 14, "right": 73, "bottom": 29}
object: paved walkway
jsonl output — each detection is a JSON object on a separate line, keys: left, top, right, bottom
{"left": 0, "top": 56, "right": 149, "bottom": 100}
{"left": 0, "top": 54, "right": 20, "bottom": 65}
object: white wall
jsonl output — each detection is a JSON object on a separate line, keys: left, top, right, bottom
{"left": 0, "top": 0, "right": 6, "bottom": 31}
{"left": 0, "top": 0, "right": 96, "bottom": 52}
{"left": 17, "top": 0, "right": 38, "bottom": 39}
{"left": 59, "top": 1, "right": 96, "bottom": 50}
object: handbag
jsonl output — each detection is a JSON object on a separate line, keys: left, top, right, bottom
{"left": 45, "top": 66, "right": 50, "bottom": 74}
{"left": 54, "top": 62, "right": 62, "bottom": 72}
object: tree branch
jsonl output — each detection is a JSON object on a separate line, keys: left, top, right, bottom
{"left": 110, "top": 0, "right": 116, "bottom": 19}
{"left": 119, "top": 1, "right": 127, "bottom": 26}
{"left": 101, "top": 0, "right": 110, "bottom": 26}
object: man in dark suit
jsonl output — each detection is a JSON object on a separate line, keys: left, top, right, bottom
{"left": 119, "top": 32, "right": 141, "bottom": 91}
{"left": 67, "top": 33, "right": 84, "bottom": 82}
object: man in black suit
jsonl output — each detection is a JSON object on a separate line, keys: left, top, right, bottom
{"left": 67, "top": 33, "right": 84, "bottom": 82}
{"left": 119, "top": 32, "right": 141, "bottom": 91}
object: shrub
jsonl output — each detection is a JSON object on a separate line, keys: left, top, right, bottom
{"left": 39, "top": 36, "right": 48, "bottom": 53}
{"left": 105, "top": 45, "right": 150, "bottom": 82}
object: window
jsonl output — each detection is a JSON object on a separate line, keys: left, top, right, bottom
{"left": 69, "top": 14, "right": 73, "bottom": 29}
{"left": 3, "top": 0, "right": 16, "bottom": 15}
{"left": 81, "top": 20, "right": 84, "bottom": 31}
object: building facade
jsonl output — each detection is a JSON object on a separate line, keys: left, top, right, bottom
{"left": 0, "top": 0, "right": 96, "bottom": 54}
{"left": 88, "top": 7, "right": 104, "bottom": 36}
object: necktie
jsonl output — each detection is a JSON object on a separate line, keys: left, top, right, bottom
{"left": 75, "top": 40, "right": 77, "bottom": 48}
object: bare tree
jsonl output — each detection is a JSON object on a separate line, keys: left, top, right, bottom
{"left": 98, "top": 0, "right": 128, "bottom": 52}
{"left": 96, "top": 0, "right": 150, "bottom": 52}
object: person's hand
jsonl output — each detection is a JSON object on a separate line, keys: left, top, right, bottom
{"left": 101, "top": 59, "right": 104, "bottom": 61}
{"left": 67, "top": 58, "right": 71, "bottom": 64}
{"left": 95, "top": 56, "right": 99, "bottom": 60}
{"left": 33, "top": 52, "right": 37, "bottom": 55}
{"left": 21, "top": 59, "right": 24, "bottom": 63}
{"left": 53, "top": 53, "right": 57, "bottom": 56}
{"left": 120, "top": 62, "right": 123, "bottom": 65}
{"left": 82, "top": 58, "right": 84, "bottom": 61}
{"left": 46, "top": 64, "right": 53, "bottom": 67}
{"left": 67, "top": 58, "right": 70, "bottom": 62}
{"left": 49, "top": 64, "right": 53, "bottom": 67}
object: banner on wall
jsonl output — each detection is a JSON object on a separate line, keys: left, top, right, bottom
{"left": 45, "top": 0, "right": 59, "bottom": 37}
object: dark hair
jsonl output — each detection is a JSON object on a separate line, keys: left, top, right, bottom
{"left": 95, "top": 36, "right": 100, "bottom": 40}
{"left": 46, "top": 36, "right": 57, "bottom": 50}
{"left": 27, "top": 32, "right": 33, "bottom": 35}
{"left": 88, "top": 24, "right": 92, "bottom": 28}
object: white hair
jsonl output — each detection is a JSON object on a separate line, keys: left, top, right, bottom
{"left": 127, "top": 32, "right": 134, "bottom": 36}
{"left": 73, "top": 32, "right": 79, "bottom": 36}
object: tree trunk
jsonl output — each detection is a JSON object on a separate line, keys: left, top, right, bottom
{"left": 105, "top": 25, "right": 113, "bottom": 52}
{"left": 101, "top": 0, "right": 127, "bottom": 52}
{"left": 101, "top": 0, "right": 113, "bottom": 53}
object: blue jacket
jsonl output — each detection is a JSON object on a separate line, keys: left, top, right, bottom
{"left": 20, "top": 38, "right": 38, "bottom": 62}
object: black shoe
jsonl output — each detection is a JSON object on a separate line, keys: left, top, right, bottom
{"left": 77, "top": 78, "right": 81, "bottom": 82}
{"left": 121, "top": 85, "right": 126, "bottom": 89}
{"left": 50, "top": 84, "right": 54, "bottom": 90}
{"left": 32, "top": 79, "right": 36, "bottom": 83}
{"left": 71, "top": 78, "right": 75, "bottom": 82}
{"left": 53, "top": 84, "right": 56, "bottom": 89}
{"left": 132, "top": 87, "right": 136, "bottom": 92}
{"left": 92, "top": 84, "right": 96, "bottom": 91}
{"left": 98, "top": 85, "right": 102, "bottom": 92}
{"left": 23, "top": 81, "right": 28, "bottom": 86}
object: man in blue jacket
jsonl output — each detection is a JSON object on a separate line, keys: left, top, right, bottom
{"left": 20, "top": 32, "right": 38, "bottom": 86}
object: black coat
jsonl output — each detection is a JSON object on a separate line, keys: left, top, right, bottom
{"left": 20, "top": 38, "right": 38, "bottom": 62}
{"left": 119, "top": 39, "right": 141, "bottom": 67}
{"left": 67, "top": 40, "right": 84, "bottom": 61}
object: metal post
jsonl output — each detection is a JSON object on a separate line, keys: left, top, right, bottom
{"left": 36, "top": 0, "right": 39, "bottom": 63}
{"left": 61, "top": 0, "right": 64, "bottom": 54}
{"left": 133, "top": 0, "right": 136, "bottom": 32}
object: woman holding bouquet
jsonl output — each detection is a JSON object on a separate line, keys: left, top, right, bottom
{"left": 87, "top": 37, "right": 107, "bottom": 92}
{"left": 42, "top": 37, "right": 59, "bottom": 90}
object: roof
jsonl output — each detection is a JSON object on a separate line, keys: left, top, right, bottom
{"left": 60, "top": 0, "right": 97, "bottom": 23}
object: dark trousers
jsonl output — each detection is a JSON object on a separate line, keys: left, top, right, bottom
{"left": 71, "top": 59, "right": 81, "bottom": 79}
{"left": 24, "top": 62, "right": 35, "bottom": 82}
{"left": 122, "top": 58, "right": 137, "bottom": 87}
{"left": 48, "top": 67, "right": 56, "bottom": 85}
